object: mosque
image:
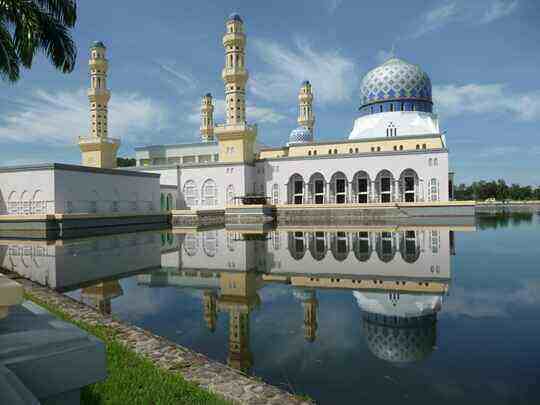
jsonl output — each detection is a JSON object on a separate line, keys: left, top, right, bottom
{"left": 133, "top": 13, "right": 453, "bottom": 211}
{"left": 0, "top": 12, "right": 457, "bottom": 224}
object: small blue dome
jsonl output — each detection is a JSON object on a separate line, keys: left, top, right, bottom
{"left": 302, "top": 80, "right": 310, "bottom": 85}
{"left": 204, "top": 92, "right": 212, "bottom": 98}
{"left": 228, "top": 13, "right": 243, "bottom": 22}
{"left": 288, "top": 126, "right": 313, "bottom": 145}
{"left": 360, "top": 57, "right": 432, "bottom": 109}
{"left": 91, "top": 41, "right": 106, "bottom": 49}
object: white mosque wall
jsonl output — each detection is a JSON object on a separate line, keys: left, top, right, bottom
{"left": 0, "top": 232, "right": 162, "bottom": 290}
{"left": 180, "top": 164, "right": 256, "bottom": 209}
{"left": 258, "top": 150, "right": 449, "bottom": 204}
{"left": 167, "top": 228, "right": 451, "bottom": 280}
{"left": 0, "top": 164, "right": 161, "bottom": 215}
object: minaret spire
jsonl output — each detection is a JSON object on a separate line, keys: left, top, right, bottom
{"left": 223, "top": 13, "right": 247, "bottom": 125}
{"left": 78, "top": 41, "right": 120, "bottom": 168}
{"left": 214, "top": 13, "right": 257, "bottom": 164}
{"left": 298, "top": 80, "right": 315, "bottom": 135}
{"left": 200, "top": 93, "right": 215, "bottom": 142}
{"left": 89, "top": 42, "right": 110, "bottom": 139}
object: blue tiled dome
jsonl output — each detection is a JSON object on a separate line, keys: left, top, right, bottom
{"left": 228, "top": 13, "right": 243, "bottom": 22}
{"left": 288, "top": 126, "right": 313, "bottom": 145}
{"left": 92, "top": 41, "right": 106, "bottom": 49}
{"left": 360, "top": 58, "right": 432, "bottom": 108}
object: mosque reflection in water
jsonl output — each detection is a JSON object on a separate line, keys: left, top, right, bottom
{"left": 0, "top": 225, "right": 459, "bottom": 372}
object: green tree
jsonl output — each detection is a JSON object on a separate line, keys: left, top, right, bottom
{"left": 117, "top": 157, "right": 136, "bottom": 167}
{"left": 0, "top": 0, "right": 77, "bottom": 82}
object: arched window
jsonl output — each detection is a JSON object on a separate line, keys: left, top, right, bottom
{"left": 226, "top": 184, "right": 235, "bottom": 204}
{"left": 379, "top": 105, "right": 383, "bottom": 112}
{"left": 334, "top": 149, "right": 338, "bottom": 154}
{"left": 308, "top": 150, "right": 312, "bottom": 156}
{"left": 434, "top": 158, "right": 438, "bottom": 166}
{"left": 201, "top": 179, "right": 217, "bottom": 206}
{"left": 183, "top": 234, "right": 198, "bottom": 256}
{"left": 430, "top": 178, "right": 439, "bottom": 201}
{"left": 330, "top": 172, "right": 348, "bottom": 204}
{"left": 272, "top": 183, "right": 279, "bottom": 204}
{"left": 203, "top": 231, "right": 218, "bottom": 257}
{"left": 389, "top": 103, "right": 394, "bottom": 112}
{"left": 183, "top": 180, "right": 198, "bottom": 207}
{"left": 400, "top": 102, "right": 404, "bottom": 111}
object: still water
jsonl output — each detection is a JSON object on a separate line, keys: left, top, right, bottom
{"left": 2, "top": 215, "right": 539, "bottom": 404}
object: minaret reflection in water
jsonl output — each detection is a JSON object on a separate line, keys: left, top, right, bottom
{"left": 138, "top": 226, "right": 453, "bottom": 371}
{"left": 0, "top": 227, "right": 453, "bottom": 371}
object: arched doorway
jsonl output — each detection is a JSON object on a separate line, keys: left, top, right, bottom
{"left": 376, "top": 232, "right": 396, "bottom": 262}
{"left": 288, "top": 231, "right": 306, "bottom": 259}
{"left": 201, "top": 179, "right": 217, "bottom": 206}
{"left": 331, "top": 232, "right": 349, "bottom": 261}
{"left": 308, "top": 173, "right": 326, "bottom": 204}
{"left": 375, "top": 170, "right": 394, "bottom": 203}
{"left": 352, "top": 171, "right": 370, "bottom": 204}
{"left": 399, "top": 169, "right": 419, "bottom": 202}
{"left": 288, "top": 174, "right": 304, "bottom": 204}
{"left": 353, "top": 232, "right": 372, "bottom": 261}
{"left": 309, "top": 232, "right": 327, "bottom": 260}
{"left": 330, "top": 172, "right": 348, "bottom": 204}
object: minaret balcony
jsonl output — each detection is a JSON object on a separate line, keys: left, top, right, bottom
{"left": 222, "top": 67, "right": 248, "bottom": 83}
{"left": 222, "top": 32, "right": 246, "bottom": 46}
{"left": 89, "top": 59, "right": 108, "bottom": 69}
{"left": 79, "top": 135, "right": 120, "bottom": 145}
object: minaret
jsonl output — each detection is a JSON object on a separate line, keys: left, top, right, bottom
{"left": 203, "top": 290, "right": 218, "bottom": 332}
{"left": 302, "top": 290, "right": 318, "bottom": 342}
{"left": 200, "top": 93, "right": 215, "bottom": 142}
{"left": 79, "top": 41, "right": 120, "bottom": 169}
{"left": 214, "top": 13, "right": 257, "bottom": 164}
{"left": 298, "top": 80, "right": 315, "bottom": 134}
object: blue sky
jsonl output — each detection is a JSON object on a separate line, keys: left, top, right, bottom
{"left": 1, "top": 0, "right": 539, "bottom": 184}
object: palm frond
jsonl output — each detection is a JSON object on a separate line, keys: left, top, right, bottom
{"left": 33, "top": 0, "right": 77, "bottom": 27}
{"left": 0, "top": 21, "right": 20, "bottom": 81}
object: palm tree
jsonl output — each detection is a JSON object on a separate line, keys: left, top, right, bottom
{"left": 0, "top": 0, "right": 77, "bottom": 82}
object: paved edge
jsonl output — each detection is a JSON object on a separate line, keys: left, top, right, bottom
{"left": 5, "top": 274, "right": 313, "bottom": 405}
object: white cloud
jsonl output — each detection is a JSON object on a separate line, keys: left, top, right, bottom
{"left": 480, "top": 0, "right": 518, "bottom": 23}
{"left": 411, "top": 0, "right": 519, "bottom": 38}
{"left": 412, "top": 2, "right": 459, "bottom": 39}
{"left": 433, "top": 83, "right": 540, "bottom": 121}
{"left": 250, "top": 37, "right": 357, "bottom": 105}
{"left": 187, "top": 98, "right": 286, "bottom": 125}
{"left": 0, "top": 88, "right": 168, "bottom": 146}
{"left": 155, "top": 61, "right": 197, "bottom": 95}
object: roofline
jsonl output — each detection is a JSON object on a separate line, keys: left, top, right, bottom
{"left": 135, "top": 141, "right": 218, "bottom": 151}
{"left": 260, "top": 148, "right": 448, "bottom": 163}
{"left": 259, "top": 133, "right": 442, "bottom": 151}
{"left": 0, "top": 163, "right": 160, "bottom": 177}
{"left": 359, "top": 98, "right": 433, "bottom": 110}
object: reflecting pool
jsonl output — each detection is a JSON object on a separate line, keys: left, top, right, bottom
{"left": 1, "top": 215, "right": 539, "bottom": 404}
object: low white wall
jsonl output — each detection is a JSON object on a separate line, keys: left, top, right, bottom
{"left": 0, "top": 164, "right": 161, "bottom": 215}
{"left": 0, "top": 168, "right": 55, "bottom": 215}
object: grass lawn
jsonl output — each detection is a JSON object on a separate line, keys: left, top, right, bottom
{"left": 25, "top": 292, "right": 231, "bottom": 405}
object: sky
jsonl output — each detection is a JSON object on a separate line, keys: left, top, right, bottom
{"left": 1, "top": 0, "right": 539, "bottom": 185}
